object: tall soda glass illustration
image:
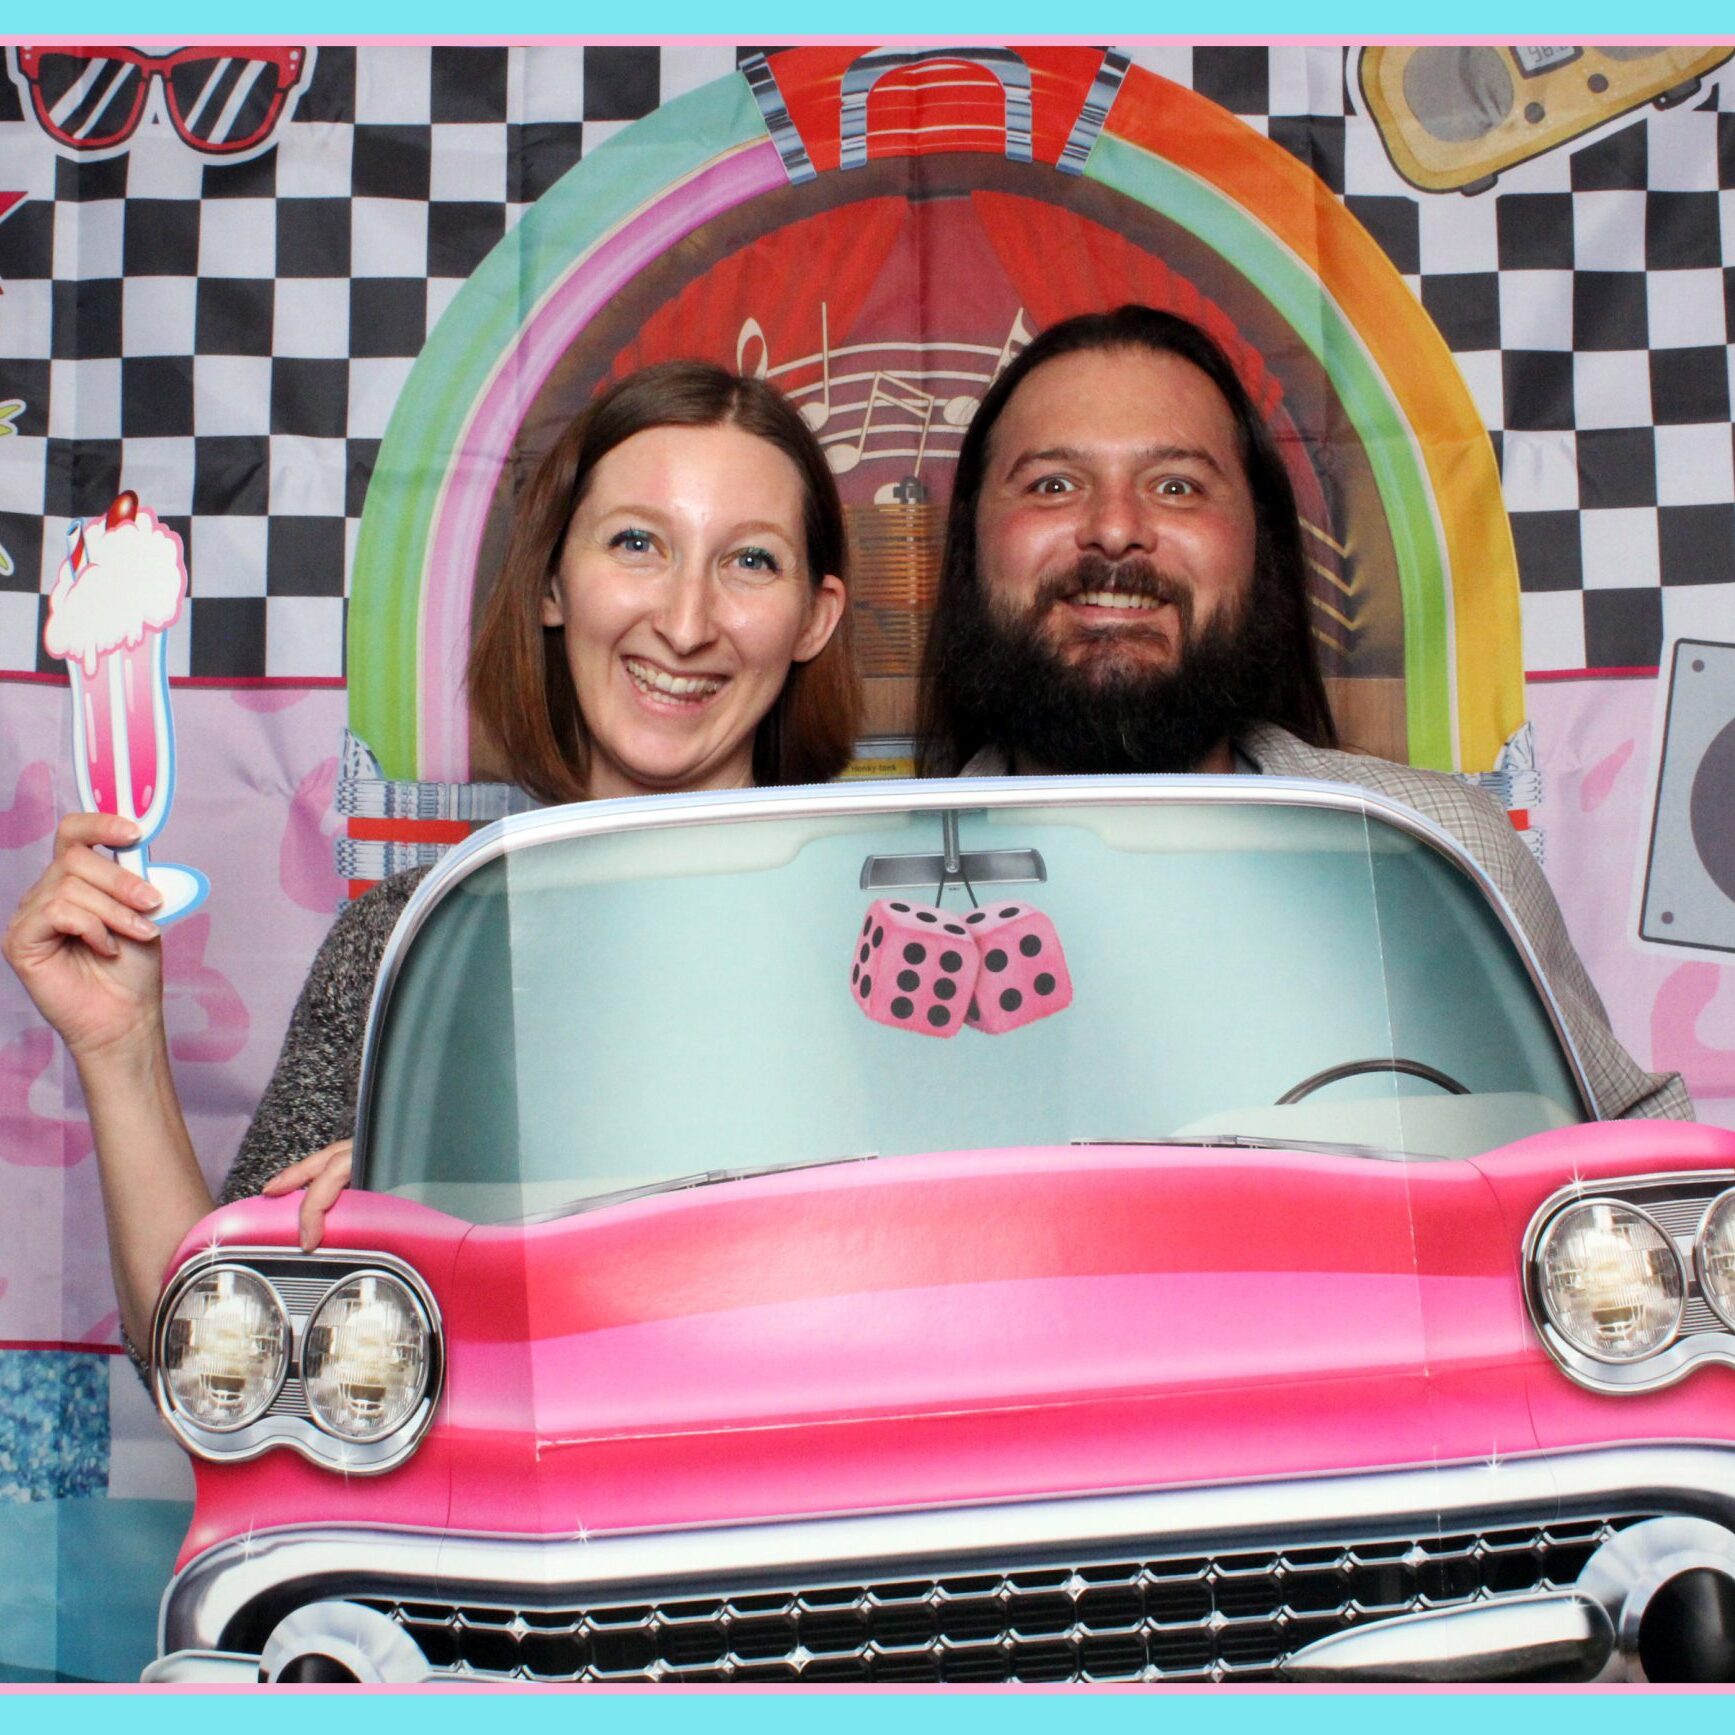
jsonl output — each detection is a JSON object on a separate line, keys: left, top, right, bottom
{"left": 45, "top": 492, "right": 208, "bottom": 923}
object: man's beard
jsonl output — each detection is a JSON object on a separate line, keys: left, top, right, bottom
{"left": 939, "top": 554, "right": 1287, "bottom": 774}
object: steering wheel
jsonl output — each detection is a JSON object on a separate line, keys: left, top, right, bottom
{"left": 1276, "top": 1057, "right": 1471, "bottom": 1106}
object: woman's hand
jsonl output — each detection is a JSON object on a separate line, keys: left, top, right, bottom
{"left": 261, "top": 1138, "right": 354, "bottom": 1252}
{"left": 3, "top": 812, "right": 166, "bottom": 1060}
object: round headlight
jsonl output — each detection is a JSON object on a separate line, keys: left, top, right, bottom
{"left": 302, "top": 1273, "right": 430, "bottom": 1442}
{"left": 1536, "top": 1199, "right": 1685, "bottom": 1362}
{"left": 161, "top": 1265, "right": 290, "bottom": 1430}
{"left": 1696, "top": 1189, "right": 1735, "bottom": 1331}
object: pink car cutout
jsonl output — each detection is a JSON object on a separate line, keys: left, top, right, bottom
{"left": 142, "top": 779, "right": 1735, "bottom": 1685}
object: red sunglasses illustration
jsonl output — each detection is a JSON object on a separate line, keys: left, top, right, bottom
{"left": 12, "top": 45, "right": 309, "bottom": 157}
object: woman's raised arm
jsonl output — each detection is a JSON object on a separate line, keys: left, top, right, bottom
{"left": 3, "top": 810, "right": 214, "bottom": 1354}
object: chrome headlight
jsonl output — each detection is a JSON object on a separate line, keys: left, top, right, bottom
{"left": 160, "top": 1265, "right": 290, "bottom": 1429}
{"left": 1536, "top": 1199, "right": 1685, "bottom": 1362}
{"left": 302, "top": 1272, "right": 431, "bottom": 1442}
{"left": 1697, "top": 1189, "right": 1735, "bottom": 1331}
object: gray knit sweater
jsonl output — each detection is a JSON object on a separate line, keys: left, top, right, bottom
{"left": 217, "top": 867, "right": 430, "bottom": 1204}
{"left": 119, "top": 871, "right": 430, "bottom": 1374}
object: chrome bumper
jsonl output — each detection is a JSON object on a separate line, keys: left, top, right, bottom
{"left": 155, "top": 1444, "right": 1735, "bottom": 1682}
{"left": 142, "top": 1650, "right": 260, "bottom": 1685}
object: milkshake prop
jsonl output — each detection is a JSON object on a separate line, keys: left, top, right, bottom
{"left": 44, "top": 491, "right": 208, "bottom": 925}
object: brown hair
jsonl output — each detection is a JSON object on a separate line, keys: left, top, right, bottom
{"left": 917, "top": 305, "right": 1337, "bottom": 774}
{"left": 469, "top": 361, "right": 857, "bottom": 802}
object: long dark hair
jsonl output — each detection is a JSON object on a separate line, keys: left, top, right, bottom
{"left": 917, "top": 305, "right": 1336, "bottom": 773}
{"left": 469, "top": 361, "right": 858, "bottom": 801}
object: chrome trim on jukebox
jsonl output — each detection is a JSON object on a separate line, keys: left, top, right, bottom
{"left": 740, "top": 54, "right": 815, "bottom": 184}
{"left": 1058, "top": 48, "right": 1131, "bottom": 175}
{"left": 838, "top": 48, "right": 1034, "bottom": 171}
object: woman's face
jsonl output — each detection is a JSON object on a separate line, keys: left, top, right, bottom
{"left": 543, "top": 422, "right": 846, "bottom": 800}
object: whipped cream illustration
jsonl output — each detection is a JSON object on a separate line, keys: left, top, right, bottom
{"left": 45, "top": 497, "right": 186, "bottom": 679}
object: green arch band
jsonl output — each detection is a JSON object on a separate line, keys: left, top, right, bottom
{"left": 1086, "top": 133, "right": 1453, "bottom": 771}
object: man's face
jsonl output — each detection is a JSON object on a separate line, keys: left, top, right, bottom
{"left": 975, "top": 346, "right": 1259, "bottom": 680}
{"left": 943, "top": 343, "right": 1290, "bottom": 774}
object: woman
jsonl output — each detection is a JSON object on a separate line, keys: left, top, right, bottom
{"left": 4, "top": 361, "right": 857, "bottom": 1360}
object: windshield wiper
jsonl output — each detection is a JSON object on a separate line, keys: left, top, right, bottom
{"left": 1070, "top": 1134, "right": 1424, "bottom": 1161}
{"left": 521, "top": 1151, "right": 881, "bottom": 1224}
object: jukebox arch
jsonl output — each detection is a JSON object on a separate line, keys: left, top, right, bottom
{"left": 348, "top": 45, "right": 1522, "bottom": 795}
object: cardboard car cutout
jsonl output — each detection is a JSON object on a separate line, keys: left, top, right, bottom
{"left": 142, "top": 779, "right": 1735, "bottom": 1685}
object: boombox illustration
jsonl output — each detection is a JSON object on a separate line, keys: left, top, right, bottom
{"left": 1359, "top": 47, "right": 1734, "bottom": 195}
{"left": 1643, "top": 640, "right": 1735, "bottom": 956}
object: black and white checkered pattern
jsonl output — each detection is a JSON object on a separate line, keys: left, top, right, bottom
{"left": 1129, "top": 47, "right": 1735, "bottom": 675}
{"left": 2, "top": 44, "right": 1731, "bottom": 677}
{"left": 0, "top": 44, "right": 738, "bottom": 678}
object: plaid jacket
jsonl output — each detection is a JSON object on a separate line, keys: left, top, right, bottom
{"left": 961, "top": 725, "right": 1692, "bottom": 1122}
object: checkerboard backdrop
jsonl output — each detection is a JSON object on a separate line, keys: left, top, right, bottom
{"left": 2, "top": 44, "right": 1732, "bottom": 680}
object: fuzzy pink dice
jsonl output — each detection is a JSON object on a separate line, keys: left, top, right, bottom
{"left": 850, "top": 898, "right": 980, "bottom": 1038}
{"left": 961, "top": 902, "right": 1073, "bottom": 1033}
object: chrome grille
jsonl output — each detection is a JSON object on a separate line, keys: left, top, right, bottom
{"left": 358, "top": 1515, "right": 1646, "bottom": 1683}
{"left": 272, "top": 1276, "right": 337, "bottom": 1315}
{"left": 265, "top": 1376, "right": 308, "bottom": 1418}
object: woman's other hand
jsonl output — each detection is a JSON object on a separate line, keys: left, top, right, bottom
{"left": 261, "top": 1138, "right": 354, "bottom": 1252}
{"left": 3, "top": 812, "right": 166, "bottom": 1058}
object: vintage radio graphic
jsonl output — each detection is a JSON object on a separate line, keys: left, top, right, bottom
{"left": 1642, "top": 640, "right": 1735, "bottom": 955}
{"left": 1360, "top": 46, "right": 1733, "bottom": 194}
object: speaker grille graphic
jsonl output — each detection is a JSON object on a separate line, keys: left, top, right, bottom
{"left": 1642, "top": 640, "right": 1735, "bottom": 954}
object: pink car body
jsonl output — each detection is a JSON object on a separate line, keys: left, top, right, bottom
{"left": 143, "top": 781, "right": 1735, "bottom": 1685}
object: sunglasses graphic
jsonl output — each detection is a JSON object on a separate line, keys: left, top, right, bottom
{"left": 13, "top": 45, "right": 308, "bottom": 157}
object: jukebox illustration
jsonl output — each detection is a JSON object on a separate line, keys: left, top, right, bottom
{"left": 339, "top": 45, "right": 1527, "bottom": 892}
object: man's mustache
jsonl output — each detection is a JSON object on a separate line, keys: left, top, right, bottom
{"left": 1030, "top": 556, "right": 1195, "bottom": 626}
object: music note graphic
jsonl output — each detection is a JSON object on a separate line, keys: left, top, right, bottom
{"left": 939, "top": 307, "right": 1032, "bottom": 427}
{"left": 801, "top": 303, "right": 833, "bottom": 432}
{"left": 904, "top": 379, "right": 936, "bottom": 480}
{"left": 828, "top": 371, "right": 940, "bottom": 482}
{"left": 736, "top": 316, "right": 771, "bottom": 380}
{"left": 988, "top": 307, "right": 1033, "bottom": 382}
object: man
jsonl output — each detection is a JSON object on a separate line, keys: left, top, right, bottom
{"left": 918, "top": 304, "right": 1689, "bottom": 1120}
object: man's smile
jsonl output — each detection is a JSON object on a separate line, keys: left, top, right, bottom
{"left": 1030, "top": 560, "right": 1193, "bottom": 654}
{"left": 1070, "top": 589, "right": 1166, "bottom": 613}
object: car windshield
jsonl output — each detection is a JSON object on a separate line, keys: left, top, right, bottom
{"left": 357, "top": 782, "right": 1588, "bottom": 1223}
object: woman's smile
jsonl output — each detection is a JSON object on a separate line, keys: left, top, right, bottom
{"left": 621, "top": 654, "right": 728, "bottom": 708}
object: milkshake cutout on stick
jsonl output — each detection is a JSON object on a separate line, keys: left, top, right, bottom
{"left": 45, "top": 491, "right": 208, "bottom": 924}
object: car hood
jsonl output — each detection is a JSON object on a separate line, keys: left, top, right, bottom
{"left": 433, "top": 1141, "right": 1538, "bottom": 1536}
{"left": 178, "top": 1122, "right": 1735, "bottom": 1559}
